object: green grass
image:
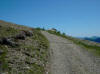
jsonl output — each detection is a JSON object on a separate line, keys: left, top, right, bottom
{"left": 27, "top": 63, "right": 45, "bottom": 74}
{"left": 32, "top": 30, "right": 49, "bottom": 62}
{"left": 19, "top": 30, "right": 49, "bottom": 74}
{"left": 47, "top": 30, "right": 100, "bottom": 56}
{"left": 0, "top": 26, "right": 20, "bottom": 38}
{"left": 0, "top": 45, "right": 9, "bottom": 73}
{"left": 0, "top": 26, "right": 20, "bottom": 73}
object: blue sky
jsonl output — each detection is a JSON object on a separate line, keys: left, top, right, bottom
{"left": 0, "top": 0, "right": 100, "bottom": 37}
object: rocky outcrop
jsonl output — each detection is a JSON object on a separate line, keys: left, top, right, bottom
{"left": 14, "top": 30, "right": 33, "bottom": 40}
{"left": 14, "top": 33, "right": 26, "bottom": 40}
{"left": 0, "top": 37, "right": 18, "bottom": 47}
{"left": 0, "top": 30, "right": 33, "bottom": 47}
{"left": 22, "top": 30, "right": 33, "bottom": 37}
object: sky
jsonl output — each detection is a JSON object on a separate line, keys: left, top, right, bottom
{"left": 0, "top": 0, "right": 100, "bottom": 37}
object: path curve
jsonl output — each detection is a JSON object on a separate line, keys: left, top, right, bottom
{"left": 41, "top": 31, "right": 100, "bottom": 74}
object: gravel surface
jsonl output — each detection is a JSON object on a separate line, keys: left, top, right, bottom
{"left": 42, "top": 31, "right": 100, "bottom": 74}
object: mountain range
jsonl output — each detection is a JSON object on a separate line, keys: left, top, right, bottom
{"left": 83, "top": 36, "right": 100, "bottom": 43}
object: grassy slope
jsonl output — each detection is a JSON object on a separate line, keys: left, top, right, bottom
{"left": 47, "top": 30, "right": 100, "bottom": 56}
{"left": 0, "top": 20, "right": 49, "bottom": 74}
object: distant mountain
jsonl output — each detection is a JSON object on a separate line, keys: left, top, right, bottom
{"left": 84, "top": 36, "right": 100, "bottom": 43}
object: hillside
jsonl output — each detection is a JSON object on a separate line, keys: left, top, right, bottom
{"left": 84, "top": 36, "right": 100, "bottom": 43}
{"left": 0, "top": 20, "right": 100, "bottom": 74}
{"left": 0, "top": 20, "right": 49, "bottom": 74}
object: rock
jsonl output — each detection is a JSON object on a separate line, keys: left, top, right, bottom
{"left": 24, "top": 66, "right": 30, "bottom": 69}
{"left": 12, "top": 30, "right": 33, "bottom": 41}
{"left": 24, "top": 52, "right": 30, "bottom": 56}
{"left": 15, "top": 33, "right": 26, "bottom": 40}
{"left": 22, "top": 30, "right": 33, "bottom": 37}
{"left": 0, "top": 37, "right": 18, "bottom": 47}
{"left": 14, "top": 30, "right": 33, "bottom": 40}
{"left": 0, "top": 38, "right": 10, "bottom": 45}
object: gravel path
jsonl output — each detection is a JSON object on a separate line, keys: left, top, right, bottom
{"left": 41, "top": 31, "right": 100, "bottom": 74}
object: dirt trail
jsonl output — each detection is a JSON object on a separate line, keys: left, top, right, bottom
{"left": 41, "top": 31, "right": 100, "bottom": 74}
